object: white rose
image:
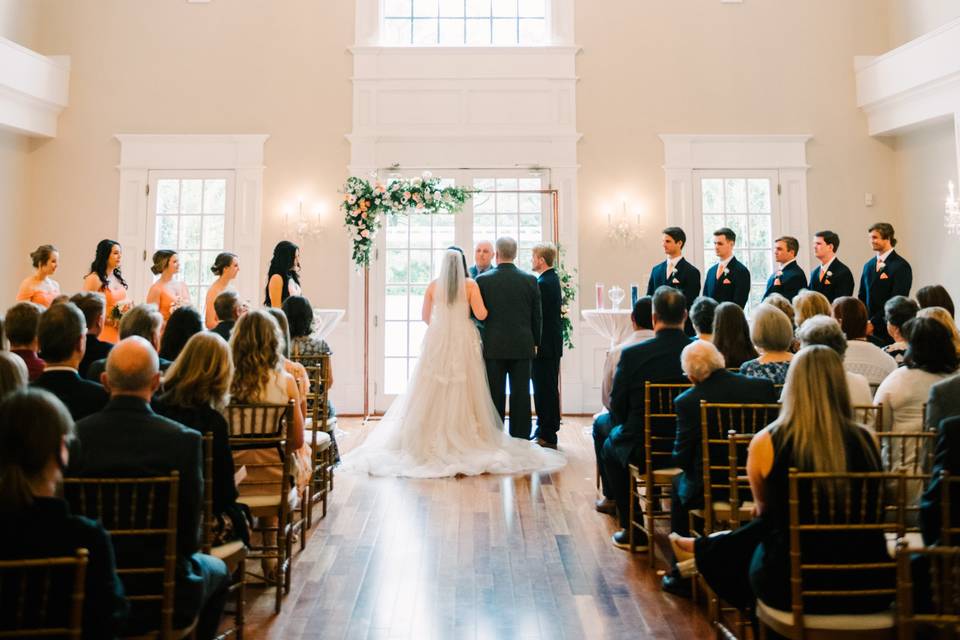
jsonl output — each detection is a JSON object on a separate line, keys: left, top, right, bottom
{"left": 421, "top": 170, "right": 433, "bottom": 180}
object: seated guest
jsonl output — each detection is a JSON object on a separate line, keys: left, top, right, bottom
{"left": 739, "top": 305, "right": 793, "bottom": 384}
{"left": 601, "top": 296, "right": 655, "bottom": 411}
{"left": 70, "top": 337, "right": 228, "bottom": 639}
{"left": 664, "top": 340, "right": 777, "bottom": 596}
{"left": 266, "top": 308, "right": 310, "bottom": 417}
{"left": 792, "top": 289, "right": 831, "bottom": 328}
{"left": 920, "top": 414, "right": 960, "bottom": 545}
{"left": 762, "top": 293, "right": 795, "bottom": 330}
{"left": 0, "top": 351, "right": 29, "bottom": 398}
{"left": 689, "top": 296, "right": 717, "bottom": 342}
{"left": 832, "top": 296, "right": 896, "bottom": 387}
{"left": 4, "top": 302, "right": 45, "bottom": 381}
{"left": 712, "top": 302, "right": 758, "bottom": 369}
{"left": 670, "top": 346, "right": 892, "bottom": 613}
{"left": 0, "top": 389, "right": 128, "bottom": 639}
{"left": 70, "top": 292, "right": 112, "bottom": 378}
{"left": 882, "top": 295, "right": 918, "bottom": 364}
{"left": 918, "top": 306, "right": 960, "bottom": 358}
{"left": 154, "top": 333, "right": 246, "bottom": 545}
{"left": 594, "top": 287, "right": 691, "bottom": 549}
{"left": 284, "top": 295, "right": 333, "bottom": 357}
{"left": 926, "top": 365, "right": 960, "bottom": 433}
{"left": 85, "top": 304, "right": 169, "bottom": 383}
{"left": 796, "top": 316, "right": 874, "bottom": 407}
{"left": 32, "top": 302, "right": 108, "bottom": 420}
{"left": 916, "top": 284, "right": 955, "bottom": 318}
{"left": 210, "top": 290, "right": 243, "bottom": 342}
{"left": 158, "top": 306, "right": 203, "bottom": 362}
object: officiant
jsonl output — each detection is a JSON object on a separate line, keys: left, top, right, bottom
{"left": 531, "top": 243, "right": 562, "bottom": 449}
{"left": 469, "top": 240, "right": 495, "bottom": 279}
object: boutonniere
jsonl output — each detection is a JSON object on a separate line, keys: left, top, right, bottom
{"left": 877, "top": 262, "right": 886, "bottom": 271}
{"left": 879, "top": 272, "right": 889, "bottom": 280}
{"left": 671, "top": 277, "right": 680, "bottom": 284}
{"left": 773, "top": 278, "right": 782, "bottom": 286}
{"left": 722, "top": 268, "right": 730, "bottom": 277}
{"left": 826, "top": 271, "right": 832, "bottom": 277}
{"left": 723, "top": 278, "right": 732, "bottom": 284}
{"left": 824, "top": 279, "right": 831, "bottom": 285}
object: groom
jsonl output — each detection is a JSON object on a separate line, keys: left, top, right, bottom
{"left": 476, "top": 236, "right": 543, "bottom": 439}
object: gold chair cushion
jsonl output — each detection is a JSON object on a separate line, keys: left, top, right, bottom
{"left": 756, "top": 600, "right": 894, "bottom": 632}
{"left": 885, "top": 531, "right": 924, "bottom": 558}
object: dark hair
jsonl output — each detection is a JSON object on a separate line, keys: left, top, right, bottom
{"left": 4, "top": 302, "right": 43, "bottom": 347}
{"left": 712, "top": 302, "right": 758, "bottom": 368}
{"left": 282, "top": 296, "right": 314, "bottom": 339}
{"left": 69, "top": 292, "right": 105, "bottom": 330}
{"left": 868, "top": 222, "right": 897, "bottom": 247}
{"left": 652, "top": 286, "right": 686, "bottom": 326}
{"left": 30, "top": 244, "right": 57, "bottom": 269}
{"left": 690, "top": 296, "right": 718, "bottom": 335}
{"left": 446, "top": 246, "right": 468, "bottom": 275}
{"left": 264, "top": 241, "right": 300, "bottom": 305}
{"left": 776, "top": 236, "right": 799, "bottom": 255}
{"left": 884, "top": 295, "right": 919, "bottom": 330}
{"left": 37, "top": 303, "right": 85, "bottom": 363}
{"left": 150, "top": 250, "right": 176, "bottom": 276}
{"left": 213, "top": 290, "right": 239, "bottom": 323}
{"left": 815, "top": 230, "right": 840, "bottom": 253}
{"left": 631, "top": 296, "right": 653, "bottom": 330}
{"left": 713, "top": 227, "right": 736, "bottom": 243}
{"left": 211, "top": 252, "right": 238, "bottom": 276}
{"left": 158, "top": 307, "right": 204, "bottom": 361}
{"left": 662, "top": 227, "right": 686, "bottom": 249}
{"left": 0, "top": 389, "right": 73, "bottom": 513}
{"left": 903, "top": 317, "right": 960, "bottom": 374}
{"left": 916, "top": 285, "right": 955, "bottom": 318}
{"left": 831, "top": 296, "right": 868, "bottom": 340}
{"left": 88, "top": 239, "right": 128, "bottom": 290}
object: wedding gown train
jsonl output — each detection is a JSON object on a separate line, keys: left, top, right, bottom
{"left": 341, "top": 251, "right": 565, "bottom": 478}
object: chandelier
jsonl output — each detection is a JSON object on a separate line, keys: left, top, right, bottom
{"left": 946, "top": 181, "right": 960, "bottom": 236}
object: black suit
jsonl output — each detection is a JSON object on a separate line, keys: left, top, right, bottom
{"left": 32, "top": 369, "right": 109, "bottom": 421}
{"left": 648, "top": 257, "right": 701, "bottom": 335}
{"left": 79, "top": 334, "right": 113, "bottom": 378}
{"left": 476, "top": 263, "right": 542, "bottom": 439}
{"left": 85, "top": 356, "right": 171, "bottom": 384}
{"left": 70, "top": 396, "right": 227, "bottom": 636}
{"left": 211, "top": 321, "right": 234, "bottom": 343}
{"left": 762, "top": 260, "right": 806, "bottom": 302}
{"left": 671, "top": 370, "right": 778, "bottom": 533}
{"left": 920, "top": 416, "right": 960, "bottom": 546}
{"left": 858, "top": 250, "right": 912, "bottom": 344}
{"left": 703, "top": 257, "right": 751, "bottom": 308}
{"left": 532, "top": 268, "right": 562, "bottom": 445}
{"left": 808, "top": 258, "right": 855, "bottom": 302}
{"left": 598, "top": 328, "right": 691, "bottom": 527}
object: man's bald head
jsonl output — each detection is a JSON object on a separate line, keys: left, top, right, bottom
{"left": 103, "top": 336, "right": 160, "bottom": 398}
{"left": 474, "top": 240, "right": 494, "bottom": 271}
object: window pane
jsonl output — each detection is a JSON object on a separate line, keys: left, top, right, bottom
{"left": 386, "top": 286, "right": 408, "bottom": 320}
{"left": 748, "top": 215, "right": 771, "bottom": 249}
{"left": 748, "top": 179, "right": 772, "bottom": 214}
{"left": 473, "top": 192, "right": 495, "bottom": 213}
{"left": 433, "top": 214, "right": 455, "bottom": 246}
{"left": 491, "top": 18, "right": 517, "bottom": 44}
{"left": 518, "top": 18, "right": 544, "bottom": 44}
{"left": 385, "top": 0, "right": 412, "bottom": 17}
{"left": 188, "top": 287, "right": 199, "bottom": 305}
{"left": 409, "top": 322, "right": 427, "bottom": 357}
{"left": 202, "top": 215, "right": 224, "bottom": 250}
{"left": 157, "top": 180, "right": 180, "bottom": 214}
{"left": 498, "top": 213, "right": 518, "bottom": 233}
{"left": 156, "top": 216, "right": 178, "bottom": 248}
{"left": 413, "top": 0, "right": 439, "bottom": 17}
{"left": 409, "top": 250, "right": 432, "bottom": 284}
{"left": 387, "top": 250, "right": 408, "bottom": 284}
{"left": 410, "top": 214, "right": 432, "bottom": 248}
{"left": 518, "top": 0, "right": 545, "bottom": 17}
{"left": 496, "top": 192, "right": 518, "bottom": 213}
{"left": 518, "top": 177, "right": 541, "bottom": 190}
{"left": 181, "top": 180, "right": 203, "bottom": 214}
{"left": 519, "top": 193, "right": 541, "bottom": 213}
{"left": 412, "top": 18, "right": 439, "bottom": 44}
{"left": 496, "top": 178, "right": 518, "bottom": 190}
{"left": 432, "top": 249, "right": 446, "bottom": 279}
{"left": 201, "top": 251, "right": 219, "bottom": 285}
{"left": 702, "top": 179, "right": 723, "bottom": 214}
{"left": 726, "top": 215, "right": 747, "bottom": 243}
{"left": 518, "top": 249, "right": 533, "bottom": 269}
{"left": 724, "top": 179, "right": 747, "bottom": 214}
{"left": 474, "top": 178, "right": 496, "bottom": 191}
{"left": 439, "top": 0, "right": 465, "bottom": 16}
{"left": 387, "top": 214, "right": 409, "bottom": 248}
{"left": 702, "top": 215, "right": 724, "bottom": 247}
{"left": 409, "top": 285, "right": 427, "bottom": 319}
{"left": 385, "top": 358, "right": 407, "bottom": 395}
{"left": 703, "top": 251, "right": 714, "bottom": 270}
{"left": 466, "top": 0, "right": 491, "bottom": 16}
{"left": 474, "top": 214, "right": 496, "bottom": 241}
{"left": 384, "top": 18, "right": 412, "bottom": 44}
{"left": 492, "top": 0, "right": 517, "bottom": 16}
{"left": 180, "top": 251, "right": 200, "bottom": 285}
{"left": 203, "top": 180, "right": 226, "bottom": 214}
{"left": 748, "top": 250, "right": 773, "bottom": 283}
{"left": 180, "top": 216, "right": 202, "bottom": 250}
{"left": 439, "top": 18, "right": 464, "bottom": 43}
{"left": 519, "top": 220, "right": 541, "bottom": 244}
{"left": 385, "top": 321, "right": 409, "bottom": 357}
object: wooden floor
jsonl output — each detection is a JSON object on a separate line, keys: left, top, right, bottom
{"left": 242, "top": 417, "right": 713, "bottom": 639}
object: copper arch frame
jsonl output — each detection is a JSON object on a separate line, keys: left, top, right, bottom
{"left": 363, "top": 188, "right": 560, "bottom": 419}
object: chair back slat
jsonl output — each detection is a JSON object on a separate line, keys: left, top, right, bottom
{"left": 853, "top": 404, "right": 883, "bottom": 433}
{"left": 0, "top": 549, "right": 88, "bottom": 639}
{"left": 642, "top": 382, "right": 691, "bottom": 477}
{"left": 878, "top": 431, "right": 936, "bottom": 530}
{"left": 896, "top": 545, "right": 960, "bottom": 638}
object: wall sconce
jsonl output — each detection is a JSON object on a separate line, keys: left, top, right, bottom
{"left": 606, "top": 201, "right": 642, "bottom": 245}
{"left": 284, "top": 198, "right": 326, "bottom": 240}
{"left": 946, "top": 181, "right": 960, "bottom": 236}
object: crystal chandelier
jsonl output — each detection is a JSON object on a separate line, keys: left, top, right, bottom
{"left": 946, "top": 181, "right": 960, "bottom": 236}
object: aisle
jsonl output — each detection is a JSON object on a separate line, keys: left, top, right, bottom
{"left": 243, "top": 417, "right": 712, "bottom": 639}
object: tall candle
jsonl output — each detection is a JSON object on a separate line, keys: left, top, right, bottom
{"left": 595, "top": 283, "right": 604, "bottom": 310}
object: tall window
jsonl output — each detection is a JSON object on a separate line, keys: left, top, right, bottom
{"left": 383, "top": 0, "right": 547, "bottom": 46}
{"left": 472, "top": 177, "right": 543, "bottom": 268}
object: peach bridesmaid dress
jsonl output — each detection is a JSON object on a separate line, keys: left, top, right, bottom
{"left": 99, "top": 282, "right": 129, "bottom": 344}
{"left": 16, "top": 278, "right": 60, "bottom": 308}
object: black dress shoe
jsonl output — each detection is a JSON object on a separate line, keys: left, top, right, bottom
{"left": 661, "top": 573, "right": 692, "bottom": 598}
{"left": 612, "top": 528, "right": 648, "bottom": 551}
{"left": 594, "top": 498, "right": 616, "bottom": 515}
{"left": 536, "top": 438, "right": 558, "bottom": 450}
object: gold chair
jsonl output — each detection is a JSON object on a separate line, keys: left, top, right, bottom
{"left": 627, "top": 381, "right": 691, "bottom": 563}
{"left": 0, "top": 548, "right": 88, "bottom": 639}
{"left": 896, "top": 545, "right": 960, "bottom": 639}
{"left": 300, "top": 355, "right": 334, "bottom": 531}
{"left": 940, "top": 471, "right": 960, "bottom": 546}
{"left": 756, "top": 469, "right": 904, "bottom": 640}
{"left": 201, "top": 434, "right": 246, "bottom": 639}
{"left": 853, "top": 404, "right": 884, "bottom": 433}
{"left": 62, "top": 474, "right": 195, "bottom": 639}
{"left": 877, "top": 430, "right": 935, "bottom": 547}
{"left": 225, "top": 401, "right": 299, "bottom": 615}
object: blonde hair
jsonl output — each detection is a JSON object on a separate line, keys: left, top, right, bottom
{"left": 750, "top": 304, "right": 794, "bottom": 353}
{"left": 161, "top": 332, "right": 233, "bottom": 410}
{"left": 532, "top": 242, "right": 557, "bottom": 267}
{"left": 917, "top": 306, "right": 960, "bottom": 356}
{"left": 0, "top": 352, "right": 28, "bottom": 397}
{"left": 763, "top": 293, "right": 795, "bottom": 327}
{"left": 229, "top": 309, "right": 282, "bottom": 403}
{"left": 793, "top": 290, "right": 832, "bottom": 327}
{"left": 265, "top": 308, "right": 292, "bottom": 358}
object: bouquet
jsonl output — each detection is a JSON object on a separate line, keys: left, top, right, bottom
{"left": 109, "top": 300, "right": 134, "bottom": 325}
{"left": 556, "top": 246, "right": 578, "bottom": 350}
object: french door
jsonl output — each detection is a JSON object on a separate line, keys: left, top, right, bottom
{"left": 370, "top": 169, "right": 552, "bottom": 413}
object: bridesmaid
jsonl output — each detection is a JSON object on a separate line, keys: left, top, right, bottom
{"left": 82, "top": 240, "right": 129, "bottom": 344}
{"left": 264, "top": 240, "right": 301, "bottom": 308}
{"left": 204, "top": 252, "right": 239, "bottom": 329}
{"left": 16, "top": 245, "right": 61, "bottom": 307}
{"left": 146, "top": 250, "right": 191, "bottom": 324}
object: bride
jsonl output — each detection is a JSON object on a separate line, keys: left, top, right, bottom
{"left": 341, "top": 248, "right": 565, "bottom": 478}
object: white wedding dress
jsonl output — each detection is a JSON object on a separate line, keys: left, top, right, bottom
{"left": 341, "top": 250, "right": 565, "bottom": 478}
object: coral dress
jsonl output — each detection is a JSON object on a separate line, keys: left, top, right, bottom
{"left": 16, "top": 278, "right": 60, "bottom": 308}
{"left": 99, "top": 282, "right": 129, "bottom": 344}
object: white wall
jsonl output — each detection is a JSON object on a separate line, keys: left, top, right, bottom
{"left": 888, "top": 0, "right": 960, "bottom": 46}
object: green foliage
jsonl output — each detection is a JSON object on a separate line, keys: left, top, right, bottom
{"left": 556, "top": 245, "right": 578, "bottom": 350}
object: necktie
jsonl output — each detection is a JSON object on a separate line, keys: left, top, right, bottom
{"left": 716, "top": 263, "right": 724, "bottom": 280}
{"left": 819, "top": 267, "right": 827, "bottom": 282}
{"left": 876, "top": 260, "right": 884, "bottom": 273}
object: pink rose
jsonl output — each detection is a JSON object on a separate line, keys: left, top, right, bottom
{"left": 361, "top": 229, "right": 370, "bottom": 238}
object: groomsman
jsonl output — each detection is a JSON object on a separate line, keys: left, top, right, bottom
{"left": 762, "top": 236, "right": 806, "bottom": 302}
{"left": 702, "top": 228, "right": 751, "bottom": 308}
{"left": 858, "top": 222, "right": 912, "bottom": 345}
{"left": 648, "top": 227, "right": 700, "bottom": 335}
{"left": 808, "top": 230, "right": 854, "bottom": 302}
{"left": 469, "top": 240, "right": 494, "bottom": 279}
{"left": 531, "top": 243, "right": 562, "bottom": 449}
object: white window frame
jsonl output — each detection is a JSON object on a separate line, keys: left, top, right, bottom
{"left": 381, "top": 0, "right": 549, "bottom": 47}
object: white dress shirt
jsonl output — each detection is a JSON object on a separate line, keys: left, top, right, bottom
{"left": 601, "top": 329, "right": 655, "bottom": 411}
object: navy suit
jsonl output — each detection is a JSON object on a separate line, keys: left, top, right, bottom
{"left": 920, "top": 416, "right": 960, "bottom": 546}
{"left": 808, "top": 258, "right": 855, "bottom": 302}
{"left": 79, "top": 334, "right": 113, "bottom": 378}
{"left": 598, "top": 328, "right": 691, "bottom": 527}
{"left": 703, "top": 257, "right": 751, "bottom": 308}
{"left": 670, "top": 370, "right": 778, "bottom": 533}
{"left": 469, "top": 264, "right": 493, "bottom": 279}
{"left": 762, "top": 261, "right": 806, "bottom": 302}
{"left": 211, "top": 321, "right": 234, "bottom": 343}
{"left": 858, "top": 251, "right": 912, "bottom": 344}
{"left": 532, "top": 268, "right": 562, "bottom": 444}
{"left": 648, "top": 257, "right": 701, "bottom": 335}
{"left": 32, "top": 369, "right": 109, "bottom": 421}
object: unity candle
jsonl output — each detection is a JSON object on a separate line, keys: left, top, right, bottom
{"left": 595, "top": 283, "right": 604, "bottom": 310}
